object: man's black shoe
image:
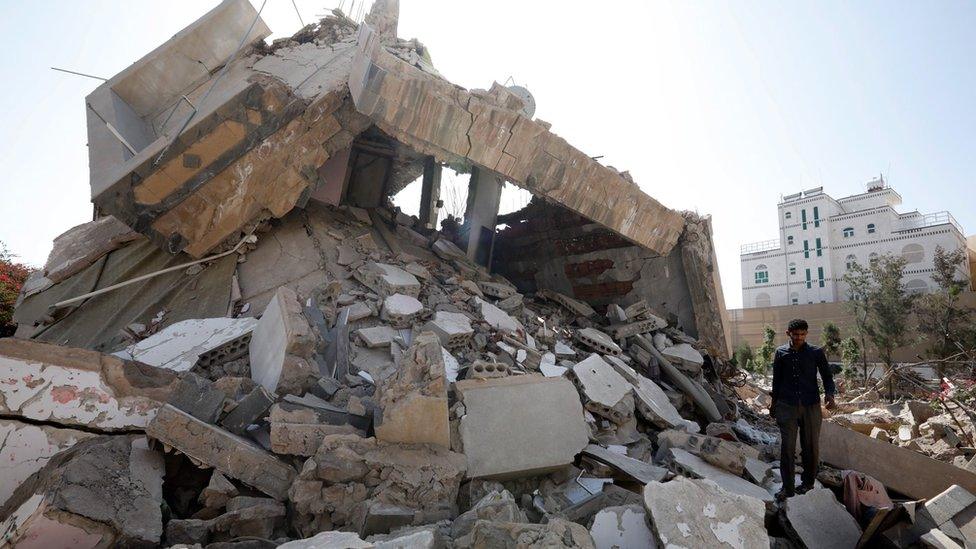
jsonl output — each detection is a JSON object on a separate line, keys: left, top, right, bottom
{"left": 796, "top": 484, "right": 815, "bottom": 494}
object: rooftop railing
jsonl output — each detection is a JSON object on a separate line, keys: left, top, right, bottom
{"left": 894, "top": 211, "right": 964, "bottom": 234}
{"left": 740, "top": 239, "right": 780, "bottom": 255}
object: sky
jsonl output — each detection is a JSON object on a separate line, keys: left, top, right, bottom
{"left": 1, "top": 0, "right": 974, "bottom": 309}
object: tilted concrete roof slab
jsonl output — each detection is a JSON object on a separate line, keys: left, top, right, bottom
{"left": 348, "top": 23, "right": 685, "bottom": 255}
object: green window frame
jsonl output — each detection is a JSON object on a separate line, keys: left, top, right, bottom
{"left": 801, "top": 209, "right": 808, "bottom": 230}
{"left": 818, "top": 266, "right": 825, "bottom": 288}
{"left": 803, "top": 240, "right": 810, "bottom": 259}
{"left": 813, "top": 206, "right": 821, "bottom": 228}
{"left": 805, "top": 268, "right": 812, "bottom": 289}
{"left": 815, "top": 237, "right": 822, "bottom": 257}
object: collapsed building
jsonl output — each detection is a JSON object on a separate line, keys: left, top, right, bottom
{"left": 3, "top": 1, "right": 975, "bottom": 548}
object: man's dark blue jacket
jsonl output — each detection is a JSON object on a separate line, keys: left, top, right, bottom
{"left": 771, "top": 343, "right": 836, "bottom": 406}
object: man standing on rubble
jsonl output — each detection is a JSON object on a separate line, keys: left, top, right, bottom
{"left": 769, "top": 318, "right": 837, "bottom": 501}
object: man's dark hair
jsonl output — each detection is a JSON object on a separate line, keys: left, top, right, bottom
{"left": 788, "top": 318, "right": 809, "bottom": 332}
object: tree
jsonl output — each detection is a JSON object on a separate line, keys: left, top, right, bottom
{"left": 0, "top": 242, "right": 32, "bottom": 337}
{"left": 840, "top": 337, "right": 861, "bottom": 382}
{"left": 734, "top": 342, "right": 755, "bottom": 372}
{"left": 915, "top": 246, "right": 975, "bottom": 368}
{"left": 842, "top": 254, "right": 915, "bottom": 378}
{"left": 820, "top": 321, "right": 841, "bottom": 360}
{"left": 755, "top": 325, "right": 777, "bottom": 374}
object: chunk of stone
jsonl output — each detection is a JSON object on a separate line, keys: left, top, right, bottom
{"left": 279, "top": 531, "right": 373, "bottom": 548}
{"left": 374, "top": 332, "right": 449, "bottom": 448}
{"left": 452, "top": 490, "right": 527, "bottom": 538}
{"left": 269, "top": 403, "right": 363, "bottom": 456}
{"left": 210, "top": 495, "right": 286, "bottom": 539}
{"left": 576, "top": 328, "right": 622, "bottom": 356}
{"left": 654, "top": 346, "right": 722, "bottom": 422}
{"left": 381, "top": 293, "right": 423, "bottom": 328}
{"left": 115, "top": 317, "right": 258, "bottom": 372}
{"left": 496, "top": 294, "right": 524, "bottom": 312}
{"left": 554, "top": 340, "right": 575, "bottom": 356}
{"left": 250, "top": 286, "right": 316, "bottom": 393}
{"left": 168, "top": 371, "right": 226, "bottom": 423}
{"left": 288, "top": 434, "right": 466, "bottom": 535}
{"left": 343, "top": 301, "right": 374, "bottom": 322}
{"left": 200, "top": 470, "right": 239, "bottom": 510}
{"left": 357, "top": 502, "right": 415, "bottom": 537}
{"left": 604, "top": 357, "right": 694, "bottom": 432}
{"left": 539, "top": 288, "right": 596, "bottom": 317}
{"left": 606, "top": 304, "right": 628, "bottom": 323}
{"left": 589, "top": 505, "right": 656, "bottom": 549}
{"left": 582, "top": 444, "right": 667, "bottom": 484}
{"left": 220, "top": 386, "right": 275, "bottom": 435}
{"left": 744, "top": 457, "right": 774, "bottom": 485}
{"left": 356, "top": 326, "right": 398, "bottom": 348}
{"left": 652, "top": 332, "right": 671, "bottom": 351}
{"left": 423, "top": 311, "right": 474, "bottom": 348}
{"left": 478, "top": 281, "right": 517, "bottom": 299}
{"left": 0, "top": 420, "right": 97, "bottom": 508}
{"left": 608, "top": 318, "right": 666, "bottom": 340}
{"left": 662, "top": 343, "right": 705, "bottom": 373}
{"left": 457, "top": 376, "right": 589, "bottom": 478}
{"left": 369, "top": 524, "right": 442, "bottom": 548}
{"left": 624, "top": 300, "right": 651, "bottom": 320}
{"left": 165, "top": 519, "right": 211, "bottom": 545}
{"left": 657, "top": 430, "right": 760, "bottom": 476}
{"left": 41, "top": 215, "right": 140, "bottom": 284}
{"left": 0, "top": 338, "right": 178, "bottom": 431}
{"left": 456, "top": 518, "right": 596, "bottom": 548}
{"left": 473, "top": 297, "right": 520, "bottom": 333}
{"left": 146, "top": 404, "right": 296, "bottom": 499}
{"left": 665, "top": 447, "right": 773, "bottom": 502}
{"left": 0, "top": 436, "right": 164, "bottom": 547}
{"left": 571, "top": 354, "right": 632, "bottom": 422}
{"left": 920, "top": 529, "right": 964, "bottom": 549}
{"left": 925, "top": 484, "right": 976, "bottom": 526}
{"left": 467, "top": 360, "right": 511, "bottom": 380}
{"left": 366, "top": 262, "right": 422, "bottom": 297}
{"left": 643, "top": 477, "right": 769, "bottom": 548}
{"left": 783, "top": 488, "right": 862, "bottom": 549}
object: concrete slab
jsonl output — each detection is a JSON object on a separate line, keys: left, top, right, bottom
{"left": 657, "top": 430, "right": 759, "bottom": 476}
{"left": 582, "top": 444, "right": 667, "bottom": 484}
{"left": 571, "top": 353, "right": 631, "bottom": 410}
{"left": 167, "top": 372, "right": 226, "bottom": 423}
{"left": 820, "top": 421, "right": 976, "bottom": 499}
{"left": 0, "top": 339, "right": 178, "bottom": 431}
{"left": 116, "top": 317, "right": 257, "bottom": 372}
{"left": 784, "top": 488, "right": 862, "bottom": 549}
{"left": 643, "top": 477, "right": 769, "bottom": 549}
{"left": 250, "top": 286, "right": 315, "bottom": 393}
{"left": 0, "top": 420, "right": 96, "bottom": 508}
{"left": 457, "top": 376, "right": 589, "bottom": 479}
{"left": 604, "top": 357, "right": 694, "bottom": 432}
{"left": 576, "top": 328, "right": 622, "bottom": 356}
{"left": 423, "top": 311, "right": 474, "bottom": 348}
{"left": 146, "top": 405, "right": 296, "bottom": 499}
{"left": 356, "top": 326, "right": 398, "bottom": 348}
{"left": 662, "top": 343, "right": 704, "bottom": 374}
{"left": 473, "top": 297, "right": 520, "bottom": 333}
{"left": 666, "top": 448, "right": 773, "bottom": 502}
{"left": 380, "top": 293, "right": 423, "bottom": 327}
{"left": 589, "top": 505, "right": 656, "bottom": 549}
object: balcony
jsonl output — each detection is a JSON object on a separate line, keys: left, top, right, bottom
{"left": 894, "top": 211, "right": 964, "bottom": 234}
{"left": 740, "top": 239, "right": 781, "bottom": 255}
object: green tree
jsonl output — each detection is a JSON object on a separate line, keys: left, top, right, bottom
{"left": 843, "top": 254, "right": 915, "bottom": 377}
{"left": 915, "top": 246, "right": 976, "bottom": 368}
{"left": 755, "top": 325, "right": 777, "bottom": 374}
{"left": 840, "top": 336, "right": 861, "bottom": 382}
{"left": 820, "top": 321, "right": 841, "bottom": 360}
{"left": 734, "top": 342, "right": 755, "bottom": 372}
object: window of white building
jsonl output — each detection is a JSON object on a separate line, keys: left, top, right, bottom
{"left": 755, "top": 293, "right": 771, "bottom": 307}
{"left": 845, "top": 254, "right": 857, "bottom": 269}
{"left": 867, "top": 223, "right": 876, "bottom": 234}
{"left": 902, "top": 243, "right": 924, "bottom": 264}
{"left": 785, "top": 211, "right": 792, "bottom": 220}
{"left": 789, "top": 262, "right": 796, "bottom": 275}
{"left": 790, "top": 292, "right": 798, "bottom": 305}
{"left": 843, "top": 227, "right": 854, "bottom": 238}
{"left": 754, "top": 264, "right": 769, "bottom": 284}
{"left": 905, "top": 279, "right": 928, "bottom": 294}
{"left": 787, "top": 235, "right": 794, "bottom": 245}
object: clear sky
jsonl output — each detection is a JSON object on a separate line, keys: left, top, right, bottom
{"left": 1, "top": 0, "right": 973, "bottom": 309}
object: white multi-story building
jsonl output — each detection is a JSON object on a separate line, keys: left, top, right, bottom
{"left": 740, "top": 176, "right": 969, "bottom": 308}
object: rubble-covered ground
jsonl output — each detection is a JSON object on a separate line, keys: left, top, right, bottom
{"left": 4, "top": 1, "right": 976, "bottom": 548}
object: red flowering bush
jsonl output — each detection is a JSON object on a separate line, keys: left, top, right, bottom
{"left": 0, "top": 242, "right": 33, "bottom": 336}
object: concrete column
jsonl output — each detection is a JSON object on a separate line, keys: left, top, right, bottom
{"left": 463, "top": 167, "right": 503, "bottom": 266}
{"left": 418, "top": 157, "right": 442, "bottom": 230}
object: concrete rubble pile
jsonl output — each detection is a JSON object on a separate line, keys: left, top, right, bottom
{"left": 5, "top": 0, "right": 972, "bottom": 547}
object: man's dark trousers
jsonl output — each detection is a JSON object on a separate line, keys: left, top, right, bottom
{"left": 774, "top": 401, "right": 821, "bottom": 494}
